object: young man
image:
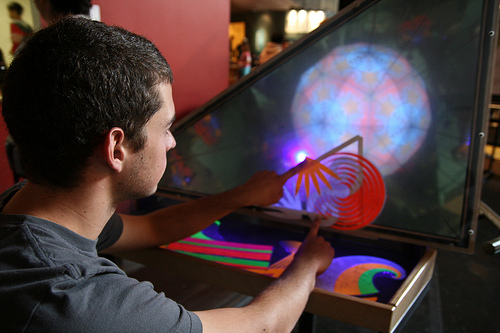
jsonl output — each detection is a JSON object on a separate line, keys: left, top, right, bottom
{"left": 0, "top": 18, "right": 334, "bottom": 332}
{"left": 15, "top": 0, "right": 304, "bottom": 263}
{"left": 28, "top": 0, "right": 271, "bottom": 256}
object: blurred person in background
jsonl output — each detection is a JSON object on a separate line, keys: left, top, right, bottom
{"left": 7, "top": 2, "right": 33, "bottom": 55}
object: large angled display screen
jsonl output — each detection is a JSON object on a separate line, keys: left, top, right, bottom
{"left": 158, "top": 0, "right": 496, "bottom": 249}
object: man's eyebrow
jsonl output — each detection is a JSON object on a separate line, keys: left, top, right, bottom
{"left": 166, "top": 115, "right": 176, "bottom": 127}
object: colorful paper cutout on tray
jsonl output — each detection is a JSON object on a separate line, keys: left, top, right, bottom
{"left": 162, "top": 221, "right": 273, "bottom": 271}
{"left": 163, "top": 222, "right": 406, "bottom": 302}
{"left": 316, "top": 255, "right": 407, "bottom": 302}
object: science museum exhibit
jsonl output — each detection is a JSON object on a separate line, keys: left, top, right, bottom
{"left": 119, "top": 0, "right": 499, "bottom": 331}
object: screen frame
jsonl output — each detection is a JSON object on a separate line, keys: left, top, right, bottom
{"left": 157, "top": 0, "right": 500, "bottom": 253}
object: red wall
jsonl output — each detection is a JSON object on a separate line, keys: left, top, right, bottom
{"left": 1, "top": 1, "right": 230, "bottom": 193}
{"left": 0, "top": 105, "right": 15, "bottom": 193}
{"left": 94, "top": 0, "right": 230, "bottom": 119}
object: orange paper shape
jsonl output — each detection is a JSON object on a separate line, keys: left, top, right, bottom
{"left": 295, "top": 157, "right": 340, "bottom": 197}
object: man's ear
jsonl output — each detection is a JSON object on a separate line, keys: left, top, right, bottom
{"left": 103, "top": 127, "right": 127, "bottom": 173}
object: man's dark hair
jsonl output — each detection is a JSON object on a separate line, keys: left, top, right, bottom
{"left": 7, "top": 2, "right": 23, "bottom": 15}
{"left": 49, "top": 0, "right": 92, "bottom": 16}
{"left": 1, "top": 17, "right": 173, "bottom": 189}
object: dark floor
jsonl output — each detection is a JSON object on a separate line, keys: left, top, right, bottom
{"left": 124, "top": 162, "right": 500, "bottom": 333}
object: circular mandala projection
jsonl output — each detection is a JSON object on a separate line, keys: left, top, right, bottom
{"left": 291, "top": 43, "right": 431, "bottom": 176}
{"left": 312, "top": 152, "right": 386, "bottom": 230}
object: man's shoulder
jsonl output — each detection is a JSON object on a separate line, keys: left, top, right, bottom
{"left": 1, "top": 264, "right": 202, "bottom": 332}
{"left": 0, "top": 221, "right": 202, "bottom": 332}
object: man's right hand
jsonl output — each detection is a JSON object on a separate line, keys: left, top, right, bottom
{"left": 293, "top": 219, "right": 335, "bottom": 276}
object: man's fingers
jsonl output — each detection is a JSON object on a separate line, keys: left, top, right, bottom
{"left": 279, "top": 159, "right": 308, "bottom": 183}
{"left": 307, "top": 218, "right": 322, "bottom": 238}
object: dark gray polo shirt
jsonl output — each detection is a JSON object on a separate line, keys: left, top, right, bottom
{"left": 0, "top": 182, "right": 202, "bottom": 332}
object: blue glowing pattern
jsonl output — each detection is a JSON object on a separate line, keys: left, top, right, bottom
{"left": 291, "top": 43, "right": 431, "bottom": 175}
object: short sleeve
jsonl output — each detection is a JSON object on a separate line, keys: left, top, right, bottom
{"left": 28, "top": 271, "right": 203, "bottom": 332}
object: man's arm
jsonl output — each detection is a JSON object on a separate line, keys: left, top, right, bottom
{"left": 102, "top": 166, "right": 303, "bottom": 254}
{"left": 195, "top": 219, "right": 335, "bottom": 333}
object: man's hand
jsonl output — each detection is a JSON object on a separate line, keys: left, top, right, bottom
{"left": 236, "top": 170, "right": 287, "bottom": 207}
{"left": 294, "top": 219, "right": 335, "bottom": 276}
{"left": 195, "top": 218, "right": 335, "bottom": 333}
{"left": 235, "top": 161, "right": 308, "bottom": 207}
{"left": 108, "top": 161, "right": 309, "bottom": 254}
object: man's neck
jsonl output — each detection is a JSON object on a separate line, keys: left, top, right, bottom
{"left": 1, "top": 180, "right": 115, "bottom": 240}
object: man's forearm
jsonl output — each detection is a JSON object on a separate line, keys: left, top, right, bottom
{"left": 194, "top": 263, "right": 317, "bottom": 333}
{"left": 139, "top": 187, "right": 253, "bottom": 242}
{"left": 195, "top": 220, "right": 333, "bottom": 333}
{"left": 105, "top": 188, "right": 249, "bottom": 253}
{"left": 105, "top": 170, "right": 293, "bottom": 253}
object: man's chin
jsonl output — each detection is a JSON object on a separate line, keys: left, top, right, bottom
{"left": 139, "top": 185, "right": 158, "bottom": 200}
{"left": 116, "top": 185, "right": 158, "bottom": 205}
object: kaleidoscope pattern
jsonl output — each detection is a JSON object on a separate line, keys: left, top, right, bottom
{"left": 292, "top": 43, "right": 431, "bottom": 175}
